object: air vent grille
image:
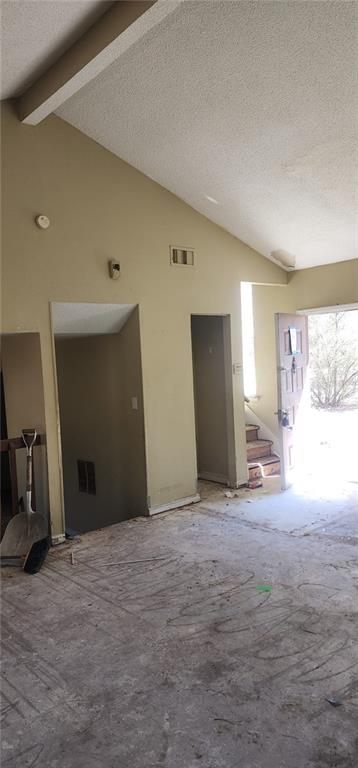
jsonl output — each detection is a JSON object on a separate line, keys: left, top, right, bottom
{"left": 170, "top": 245, "right": 195, "bottom": 267}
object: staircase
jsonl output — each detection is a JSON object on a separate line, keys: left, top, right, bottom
{"left": 246, "top": 424, "right": 280, "bottom": 484}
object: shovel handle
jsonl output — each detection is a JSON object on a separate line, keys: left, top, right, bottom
{"left": 26, "top": 453, "right": 32, "bottom": 492}
{"left": 22, "top": 429, "right": 37, "bottom": 508}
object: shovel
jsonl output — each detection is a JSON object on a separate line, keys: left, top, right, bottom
{"left": 0, "top": 429, "right": 50, "bottom": 574}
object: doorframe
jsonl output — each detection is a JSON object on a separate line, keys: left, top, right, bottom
{"left": 275, "top": 302, "right": 358, "bottom": 490}
{"left": 49, "top": 304, "right": 66, "bottom": 544}
{"left": 190, "top": 313, "right": 237, "bottom": 488}
{"left": 297, "top": 302, "right": 358, "bottom": 315}
{"left": 49, "top": 300, "right": 148, "bottom": 539}
{"left": 275, "top": 312, "right": 309, "bottom": 490}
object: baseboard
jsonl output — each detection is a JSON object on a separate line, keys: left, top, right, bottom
{"left": 228, "top": 477, "right": 249, "bottom": 489}
{"left": 148, "top": 493, "right": 201, "bottom": 516}
{"left": 198, "top": 471, "right": 230, "bottom": 485}
{"left": 51, "top": 533, "right": 66, "bottom": 546}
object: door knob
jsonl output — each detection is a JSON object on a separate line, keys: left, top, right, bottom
{"left": 275, "top": 409, "right": 290, "bottom": 427}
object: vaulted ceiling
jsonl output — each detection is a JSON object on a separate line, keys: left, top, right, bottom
{"left": 0, "top": 1, "right": 112, "bottom": 98}
{"left": 1, "top": 0, "right": 357, "bottom": 270}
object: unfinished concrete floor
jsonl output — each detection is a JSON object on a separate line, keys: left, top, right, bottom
{"left": 1, "top": 479, "right": 358, "bottom": 768}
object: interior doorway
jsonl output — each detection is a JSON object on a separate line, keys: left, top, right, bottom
{"left": 0, "top": 333, "right": 49, "bottom": 538}
{"left": 0, "top": 371, "right": 11, "bottom": 536}
{"left": 52, "top": 302, "right": 147, "bottom": 534}
{"left": 191, "top": 314, "right": 235, "bottom": 486}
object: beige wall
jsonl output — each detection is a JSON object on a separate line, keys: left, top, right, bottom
{"left": 113, "top": 307, "right": 147, "bottom": 517}
{"left": 191, "top": 316, "right": 229, "bottom": 482}
{"left": 1, "top": 333, "right": 49, "bottom": 515}
{"left": 55, "top": 309, "right": 146, "bottom": 532}
{"left": 1, "top": 100, "right": 287, "bottom": 537}
{"left": 251, "top": 260, "right": 358, "bottom": 438}
{"left": 289, "top": 260, "right": 358, "bottom": 310}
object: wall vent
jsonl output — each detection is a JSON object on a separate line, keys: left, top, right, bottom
{"left": 170, "top": 245, "right": 195, "bottom": 267}
{"left": 77, "top": 460, "right": 96, "bottom": 495}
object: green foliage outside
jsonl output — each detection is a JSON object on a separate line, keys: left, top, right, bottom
{"left": 309, "top": 311, "right": 358, "bottom": 410}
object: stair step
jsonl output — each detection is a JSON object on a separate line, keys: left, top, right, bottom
{"left": 248, "top": 464, "right": 262, "bottom": 481}
{"left": 246, "top": 439, "right": 273, "bottom": 461}
{"left": 246, "top": 424, "right": 259, "bottom": 443}
{"left": 248, "top": 453, "right": 280, "bottom": 479}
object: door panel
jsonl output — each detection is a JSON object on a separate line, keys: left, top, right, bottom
{"left": 276, "top": 313, "right": 308, "bottom": 489}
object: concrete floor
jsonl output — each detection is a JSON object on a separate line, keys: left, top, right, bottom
{"left": 1, "top": 479, "right": 358, "bottom": 768}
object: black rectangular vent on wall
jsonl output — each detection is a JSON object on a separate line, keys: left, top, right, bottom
{"left": 77, "top": 460, "right": 96, "bottom": 495}
{"left": 86, "top": 461, "right": 96, "bottom": 495}
{"left": 170, "top": 245, "right": 195, "bottom": 266}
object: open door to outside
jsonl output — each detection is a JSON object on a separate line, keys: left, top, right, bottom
{"left": 276, "top": 313, "right": 309, "bottom": 489}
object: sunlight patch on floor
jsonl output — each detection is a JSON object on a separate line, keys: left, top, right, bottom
{"left": 293, "top": 405, "right": 358, "bottom": 500}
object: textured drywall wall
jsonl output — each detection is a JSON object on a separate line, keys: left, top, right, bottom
{"left": 55, "top": 310, "right": 146, "bottom": 532}
{"left": 1, "top": 333, "right": 49, "bottom": 516}
{"left": 191, "top": 316, "right": 229, "bottom": 482}
{"left": 1, "top": 100, "right": 287, "bottom": 536}
{"left": 251, "top": 260, "right": 358, "bottom": 439}
{"left": 288, "top": 261, "right": 358, "bottom": 310}
{"left": 114, "top": 307, "right": 147, "bottom": 517}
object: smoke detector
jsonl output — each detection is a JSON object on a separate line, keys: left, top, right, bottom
{"left": 35, "top": 214, "right": 50, "bottom": 230}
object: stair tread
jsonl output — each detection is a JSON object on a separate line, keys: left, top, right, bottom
{"left": 247, "top": 440, "right": 273, "bottom": 460}
{"left": 246, "top": 424, "right": 259, "bottom": 430}
{"left": 248, "top": 453, "right": 280, "bottom": 467}
{"left": 247, "top": 439, "right": 272, "bottom": 448}
{"left": 248, "top": 438, "right": 272, "bottom": 443}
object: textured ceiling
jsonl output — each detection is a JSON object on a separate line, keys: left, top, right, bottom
{"left": 56, "top": 0, "right": 357, "bottom": 269}
{"left": 0, "top": 0, "right": 111, "bottom": 98}
{"left": 52, "top": 302, "right": 135, "bottom": 336}
{"left": 1, "top": 1, "right": 357, "bottom": 269}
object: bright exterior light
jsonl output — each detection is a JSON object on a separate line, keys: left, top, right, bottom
{"left": 241, "top": 281, "right": 256, "bottom": 397}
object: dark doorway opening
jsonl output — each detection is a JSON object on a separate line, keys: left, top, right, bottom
{"left": 0, "top": 372, "right": 12, "bottom": 537}
{"left": 191, "top": 315, "right": 234, "bottom": 486}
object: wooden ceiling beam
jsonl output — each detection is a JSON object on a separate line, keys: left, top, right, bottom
{"left": 18, "top": 1, "right": 181, "bottom": 125}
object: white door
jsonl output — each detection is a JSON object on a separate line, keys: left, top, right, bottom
{"left": 276, "top": 313, "right": 309, "bottom": 489}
